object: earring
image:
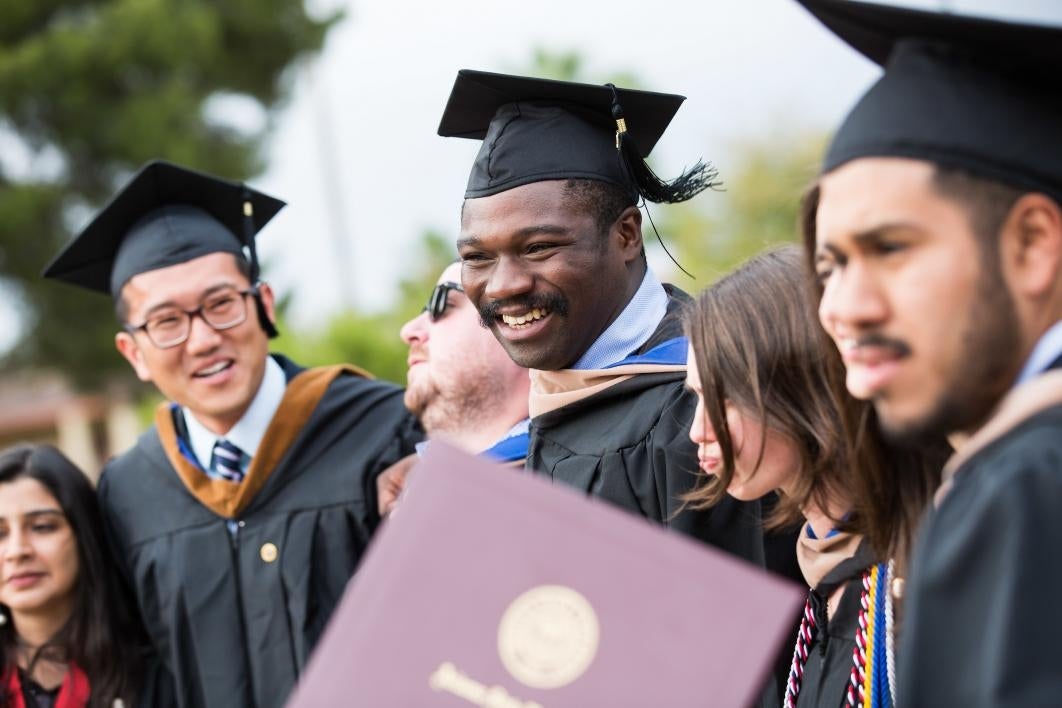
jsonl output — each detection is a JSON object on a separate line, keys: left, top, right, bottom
{"left": 0, "top": 612, "right": 7, "bottom": 626}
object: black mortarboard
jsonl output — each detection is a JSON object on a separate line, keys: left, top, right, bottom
{"left": 798, "top": 0, "right": 1062, "bottom": 201}
{"left": 438, "top": 69, "right": 718, "bottom": 203}
{"left": 42, "top": 160, "right": 285, "bottom": 296}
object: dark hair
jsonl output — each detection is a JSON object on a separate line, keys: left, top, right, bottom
{"left": 684, "top": 245, "right": 948, "bottom": 559}
{"left": 682, "top": 245, "right": 856, "bottom": 531}
{"left": 0, "top": 444, "right": 145, "bottom": 708}
{"left": 798, "top": 181, "right": 820, "bottom": 269}
{"left": 930, "top": 166, "right": 1025, "bottom": 267}
{"left": 561, "top": 179, "right": 637, "bottom": 239}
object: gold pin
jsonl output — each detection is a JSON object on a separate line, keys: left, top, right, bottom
{"left": 614, "top": 117, "right": 628, "bottom": 149}
{"left": 260, "top": 542, "right": 278, "bottom": 563}
{"left": 243, "top": 200, "right": 253, "bottom": 217}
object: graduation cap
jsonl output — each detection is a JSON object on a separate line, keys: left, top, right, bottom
{"left": 798, "top": 0, "right": 1062, "bottom": 201}
{"left": 42, "top": 160, "right": 285, "bottom": 298}
{"left": 438, "top": 69, "right": 719, "bottom": 203}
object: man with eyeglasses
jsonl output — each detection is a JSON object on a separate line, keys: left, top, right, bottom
{"left": 42, "top": 160, "right": 421, "bottom": 708}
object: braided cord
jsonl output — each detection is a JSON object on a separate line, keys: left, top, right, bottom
{"left": 846, "top": 570, "right": 871, "bottom": 707}
{"left": 885, "top": 560, "right": 897, "bottom": 706}
{"left": 783, "top": 597, "right": 817, "bottom": 708}
{"left": 797, "top": 563, "right": 896, "bottom": 708}
{"left": 872, "top": 563, "right": 890, "bottom": 708}
{"left": 862, "top": 564, "right": 879, "bottom": 707}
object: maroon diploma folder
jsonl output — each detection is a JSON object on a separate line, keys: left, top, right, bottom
{"left": 287, "top": 442, "right": 803, "bottom": 707}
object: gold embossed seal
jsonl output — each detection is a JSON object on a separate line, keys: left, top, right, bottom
{"left": 497, "top": 585, "right": 600, "bottom": 690}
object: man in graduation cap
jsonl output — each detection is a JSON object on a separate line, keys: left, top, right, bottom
{"left": 797, "top": 0, "right": 1062, "bottom": 703}
{"left": 42, "top": 161, "right": 422, "bottom": 707}
{"left": 438, "top": 70, "right": 764, "bottom": 562}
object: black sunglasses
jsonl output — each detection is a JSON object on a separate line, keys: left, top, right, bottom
{"left": 425, "top": 281, "right": 464, "bottom": 321}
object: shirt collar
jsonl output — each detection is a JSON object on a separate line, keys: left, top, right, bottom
{"left": 1015, "top": 319, "right": 1062, "bottom": 386}
{"left": 414, "top": 418, "right": 532, "bottom": 459}
{"left": 184, "top": 355, "right": 287, "bottom": 468}
{"left": 499, "top": 417, "right": 530, "bottom": 440}
{"left": 570, "top": 268, "right": 668, "bottom": 370}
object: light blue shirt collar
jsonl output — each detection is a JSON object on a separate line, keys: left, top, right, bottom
{"left": 499, "top": 418, "right": 531, "bottom": 440}
{"left": 571, "top": 269, "right": 669, "bottom": 370}
{"left": 1015, "top": 319, "right": 1062, "bottom": 386}
{"left": 184, "top": 356, "right": 287, "bottom": 468}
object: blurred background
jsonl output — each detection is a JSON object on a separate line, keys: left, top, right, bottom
{"left": 1, "top": 0, "right": 1059, "bottom": 476}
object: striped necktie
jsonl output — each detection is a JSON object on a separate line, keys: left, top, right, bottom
{"left": 210, "top": 438, "right": 247, "bottom": 483}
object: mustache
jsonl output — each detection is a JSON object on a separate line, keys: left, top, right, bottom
{"left": 407, "top": 343, "right": 428, "bottom": 361}
{"left": 851, "top": 332, "right": 912, "bottom": 358}
{"left": 478, "top": 293, "right": 569, "bottom": 328}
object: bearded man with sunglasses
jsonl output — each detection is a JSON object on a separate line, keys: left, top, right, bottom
{"left": 378, "top": 263, "right": 531, "bottom": 517}
{"left": 42, "top": 161, "right": 421, "bottom": 708}
{"left": 400, "top": 262, "right": 530, "bottom": 459}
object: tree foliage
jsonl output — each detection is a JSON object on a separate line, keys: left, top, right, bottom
{"left": 271, "top": 230, "right": 456, "bottom": 384}
{"left": 658, "top": 133, "right": 827, "bottom": 289}
{"left": 0, "top": 0, "right": 339, "bottom": 388}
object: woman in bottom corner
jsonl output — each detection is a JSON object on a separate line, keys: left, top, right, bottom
{"left": 682, "top": 245, "right": 946, "bottom": 707}
{"left": 0, "top": 443, "right": 174, "bottom": 708}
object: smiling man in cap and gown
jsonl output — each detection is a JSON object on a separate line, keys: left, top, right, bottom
{"left": 439, "top": 71, "right": 766, "bottom": 565}
{"left": 42, "top": 161, "right": 422, "bottom": 708}
{"left": 798, "top": 0, "right": 1062, "bottom": 703}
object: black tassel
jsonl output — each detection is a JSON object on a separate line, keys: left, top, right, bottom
{"left": 605, "top": 84, "right": 709, "bottom": 278}
{"left": 606, "top": 84, "right": 721, "bottom": 205}
{"left": 241, "top": 188, "right": 261, "bottom": 283}
{"left": 620, "top": 138, "right": 720, "bottom": 204}
{"left": 241, "top": 187, "right": 279, "bottom": 338}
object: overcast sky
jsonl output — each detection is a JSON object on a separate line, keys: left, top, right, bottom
{"left": 252, "top": 0, "right": 1061, "bottom": 326}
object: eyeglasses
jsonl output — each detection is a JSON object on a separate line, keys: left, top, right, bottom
{"left": 126, "top": 287, "right": 258, "bottom": 349}
{"left": 424, "top": 281, "right": 464, "bottom": 321}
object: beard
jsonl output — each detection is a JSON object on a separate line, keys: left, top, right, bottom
{"left": 878, "top": 261, "right": 1021, "bottom": 446}
{"left": 406, "top": 369, "right": 513, "bottom": 439}
{"left": 402, "top": 379, "right": 433, "bottom": 420}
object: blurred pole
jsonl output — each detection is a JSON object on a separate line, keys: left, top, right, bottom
{"left": 56, "top": 401, "right": 97, "bottom": 480}
{"left": 105, "top": 385, "right": 141, "bottom": 460}
{"left": 306, "top": 59, "right": 358, "bottom": 310}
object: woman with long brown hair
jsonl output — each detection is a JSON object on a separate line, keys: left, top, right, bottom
{"left": 683, "top": 245, "right": 946, "bottom": 707}
{"left": 0, "top": 444, "right": 173, "bottom": 708}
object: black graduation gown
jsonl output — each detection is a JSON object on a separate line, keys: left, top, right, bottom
{"left": 899, "top": 400, "right": 1062, "bottom": 706}
{"left": 136, "top": 649, "right": 180, "bottom": 708}
{"left": 527, "top": 291, "right": 765, "bottom": 564}
{"left": 794, "top": 544, "right": 873, "bottom": 708}
{"left": 98, "top": 355, "right": 422, "bottom": 708}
